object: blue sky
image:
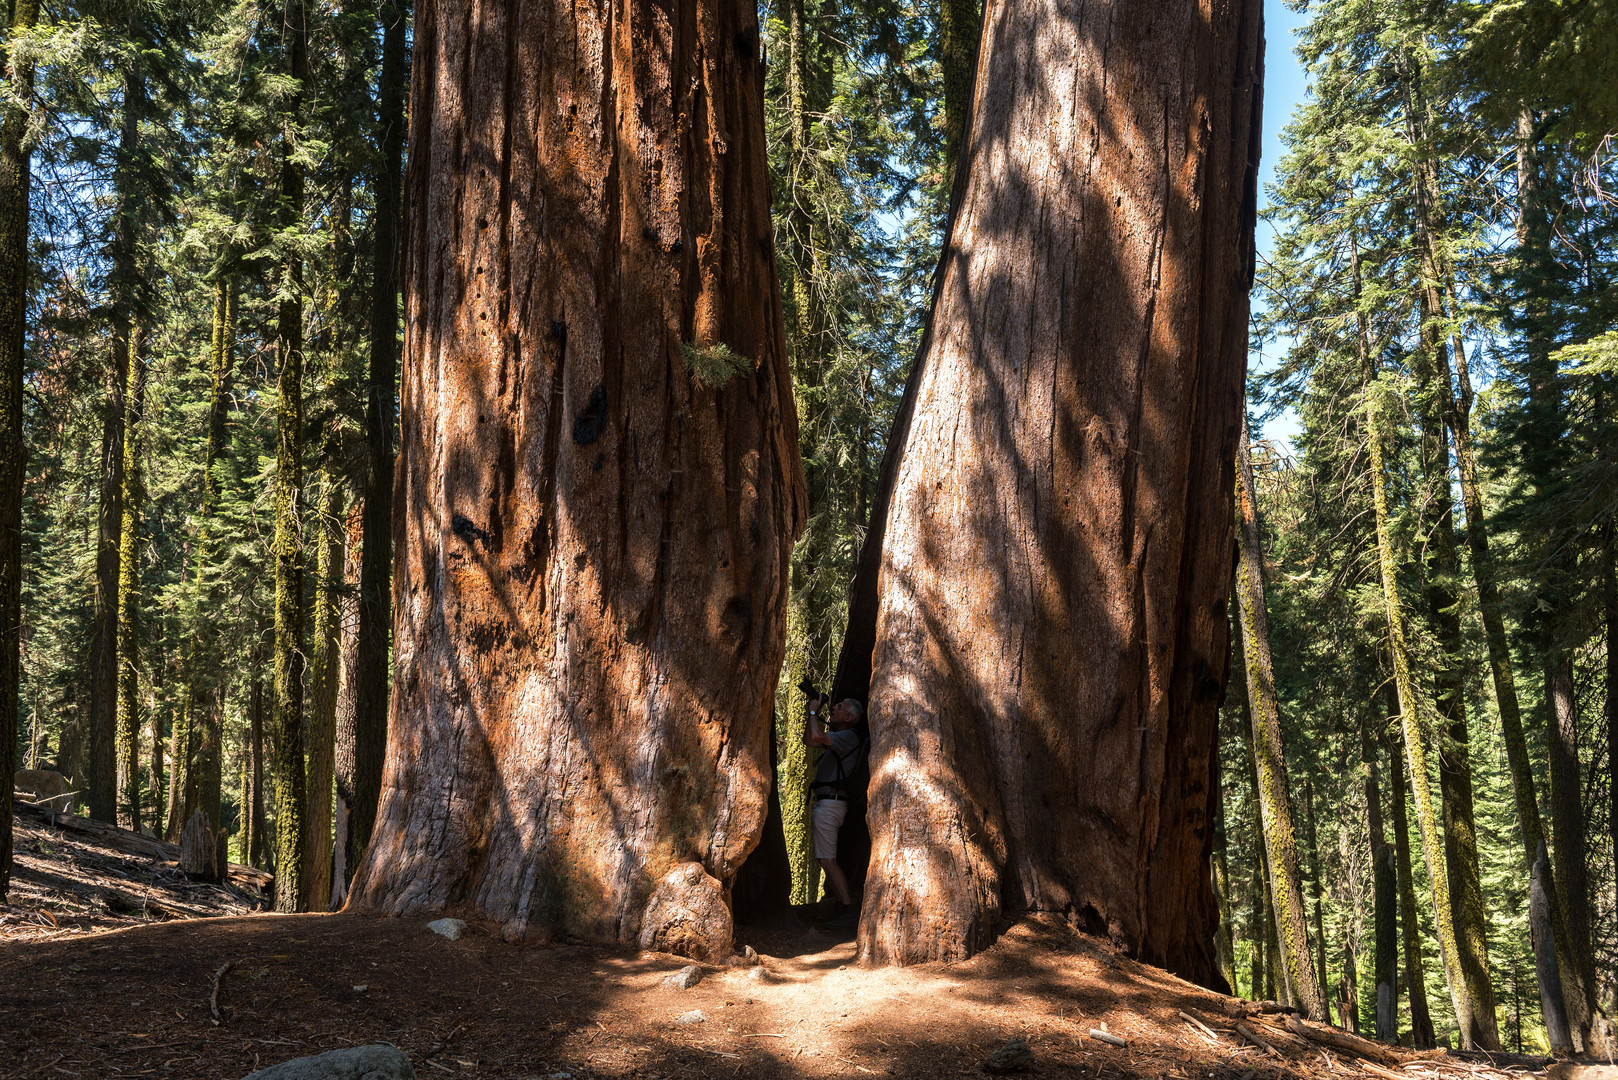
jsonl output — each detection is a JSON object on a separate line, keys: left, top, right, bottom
{"left": 1253, "top": 0, "right": 1311, "bottom": 449}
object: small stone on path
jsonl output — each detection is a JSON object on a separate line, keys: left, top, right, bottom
{"left": 240, "top": 1043, "right": 415, "bottom": 1079}
{"left": 664, "top": 965, "right": 704, "bottom": 990}
{"left": 427, "top": 918, "right": 466, "bottom": 941}
{"left": 980, "top": 1038, "right": 1035, "bottom": 1074}
{"left": 746, "top": 965, "right": 771, "bottom": 983}
{"left": 674, "top": 1009, "right": 707, "bottom": 1026}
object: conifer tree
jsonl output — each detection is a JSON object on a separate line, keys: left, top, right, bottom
{"left": 0, "top": 0, "right": 39, "bottom": 897}
{"left": 1236, "top": 413, "right": 1328, "bottom": 1021}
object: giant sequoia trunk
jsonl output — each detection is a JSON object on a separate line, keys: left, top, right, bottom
{"left": 845, "top": 0, "right": 1261, "bottom": 976}
{"left": 348, "top": 0, "right": 804, "bottom": 957}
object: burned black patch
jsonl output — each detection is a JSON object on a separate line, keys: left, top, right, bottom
{"left": 572, "top": 384, "right": 608, "bottom": 445}
{"left": 451, "top": 513, "right": 492, "bottom": 549}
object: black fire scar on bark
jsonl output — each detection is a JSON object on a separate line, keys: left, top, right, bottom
{"left": 573, "top": 384, "right": 608, "bottom": 445}
{"left": 451, "top": 513, "right": 492, "bottom": 548}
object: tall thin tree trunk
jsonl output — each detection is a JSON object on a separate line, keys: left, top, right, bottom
{"left": 851, "top": 0, "right": 1262, "bottom": 977}
{"left": 0, "top": 0, "right": 37, "bottom": 894}
{"left": 248, "top": 652, "right": 269, "bottom": 871}
{"left": 348, "top": 0, "right": 805, "bottom": 960}
{"left": 1305, "top": 780, "right": 1329, "bottom": 1007}
{"left": 1544, "top": 656, "right": 1600, "bottom": 1048}
{"left": 332, "top": 503, "right": 362, "bottom": 906}
{"left": 114, "top": 327, "right": 147, "bottom": 832}
{"left": 1402, "top": 57, "right": 1497, "bottom": 1048}
{"left": 1607, "top": 525, "right": 1617, "bottom": 939}
{"left": 1250, "top": 850, "right": 1267, "bottom": 1001}
{"left": 350, "top": 0, "right": 407, "bottom": 876}
{"left": 1531, "top": 839, "right": 1573, "bottom": 1054}
{"left": 1389, "top": 728, "right": 1436, "bottom": 1049}
{"left": 1366, "top": 368, "right": 1479, "bottom": 1047}
{"left": 148, "top": 708, "right": 163, "bottom": 836}
{"left": 1236, "top": 415, "right": 1328, "bottom": 1020}
{"left": 1213, "top": 757, "right": 1238, "bottom": 993}
{"left": 302, "top": 472, "right": 343, "bottom": 909}
{"left": 88, "top": 68, "right": 143, "bottom": 826}
{"left": 937, "top": 0, "right": 979, "bottom": 185}
{"left": 270, "top": 0, "right": 310, "bottom": 910}
{"left": 1365, "top": 720, "right": 1398, "bottom": 1042}
{"left": 168, "top": 277, "right": 237, "bottom": 841}
{"left": 1513, "top": 109, "right": 1595, "bottom": 1054}
{"left": 775, "top": 0, "right": 832, "bottom": 909}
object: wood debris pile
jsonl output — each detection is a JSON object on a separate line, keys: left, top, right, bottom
{"left": 2, "top": 795, "right": 270, "bottom": 941}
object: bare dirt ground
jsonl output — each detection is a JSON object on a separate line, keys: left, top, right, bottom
{"left": 0, "top": 801, "right": 1558, "bottom": 1080}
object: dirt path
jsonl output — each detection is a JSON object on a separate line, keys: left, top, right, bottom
{"left": 0, "top": 803, "right": 1555, "bottom": 1080}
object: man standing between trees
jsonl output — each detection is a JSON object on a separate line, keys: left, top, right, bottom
{"left": 804, "top": 692, "right": 865, "bottom": 928}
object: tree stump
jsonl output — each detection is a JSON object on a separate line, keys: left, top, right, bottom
{"left": 179, "top": 809, "right": 220, "bottom": 882}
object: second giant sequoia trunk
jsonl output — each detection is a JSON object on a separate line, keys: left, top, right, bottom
{"left": 348, "top": 0, "right": 804, "bottom": 956}
{"left": 848, "top": 0, "right": 1261, "bottom": 976}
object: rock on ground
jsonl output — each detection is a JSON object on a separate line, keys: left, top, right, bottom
{"left": 663, "top": 965, "right": 703, "bottom": 990}
{"left": 240, "top": 1043, "right": 416, "bottom": 1079}
{"left": 673, "top": 1009, "right": 706, "bottom": 1026}
{"left": 427, "top": 918, "right": 466, "bottom": 941}
{"left": 980, "top": 1038, "right": 1034, "bottom": 1074}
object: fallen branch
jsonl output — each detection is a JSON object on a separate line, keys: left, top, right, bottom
{"left": 1234, "top": 1022, "right": 1281, "bottom": 1058}
{"left": 1179, "top": 1011, "right": 1221, "bottom": 1042}
{"left": 1089, "top": 1030, "right": 1128, "bottom": 1048}
{"left": 209, "top": 960, "right": 233, "bottom": 1023}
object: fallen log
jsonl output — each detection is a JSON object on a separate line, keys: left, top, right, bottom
{"left": 1281, "top": 1014, "right": 1399, "bottom": 1065}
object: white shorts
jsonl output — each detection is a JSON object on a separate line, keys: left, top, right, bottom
{"left": 812, "top": 798, "right": 848, "bottom": 860}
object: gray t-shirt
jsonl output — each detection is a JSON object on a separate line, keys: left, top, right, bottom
{"left": 813, "top": 728, "right": 862, "bottom": 788}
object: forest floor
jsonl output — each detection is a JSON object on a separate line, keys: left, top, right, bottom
{"left": 0, "top": 799, "right": 1560, "bottom": 1080}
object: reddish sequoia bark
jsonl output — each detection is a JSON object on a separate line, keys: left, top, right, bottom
{"left": 348, "top": 0, "right": 804, "bottom": 955}
{"left": 849, "top": 0, "right": 1262, "bottom": 976}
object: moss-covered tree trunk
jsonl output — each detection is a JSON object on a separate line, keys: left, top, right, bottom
{"left": 302, "top": 471, "right": 344, "bottom": 909}
{"left": 937, "top": 0, "right": 979, "bottom": 184}
{"left": 775, "top": 0, "right": 829, "bottom": 908}
{"left": 347, "top": 0, "right": 804, "bottom": 958}
{"left": 114, "top": 328, "right": 147, "bottom": 832}
{"left": 167, "top": 277, "right": 236, "bottom": 842}
{"left": 270, "top": 0, "right": 310, "bottom": 910}
{"left": 350, "top": 0, "right": 407, "bottom": 879}
{"left": 1235, "top": 415, "right": 1327, "bottom": 1020}
{"left": 1401, "top": 61, "right": 1498, "bottom": 1049}
{"left": 0, "top": 0, "right": 38, "bottom": 895}
{"left": 848, "top": 0, "right": 1260, "bottom": 977}
{"left": 332, "top": 505, "right": 362, "bottom": 905}
{"left": 1387, "top": 722, "right": 1436, "bottom": 1048}
{"left": 1366, "top": 376, "right": 1473, "bottom": 1045}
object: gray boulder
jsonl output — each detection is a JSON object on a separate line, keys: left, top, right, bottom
{"left": 427, "top": 918, "right": 466, "bottom": 941}
{"left": 241, "top": 1044, "right": 415, "bottom": 1079}
{"left": 663, "top": 965, "right": 704, "bottom": 990}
